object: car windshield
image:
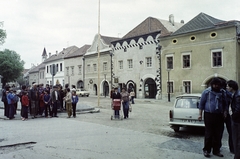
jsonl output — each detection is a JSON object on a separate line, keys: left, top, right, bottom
{"left": 175, "top": 97, "right": 199, "bottom": 109}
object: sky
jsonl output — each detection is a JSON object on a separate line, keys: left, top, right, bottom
{"left": 0, "top": 0, "right": 240, "bottom": 69}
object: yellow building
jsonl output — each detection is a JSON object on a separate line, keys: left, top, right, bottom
{"left": 160, "top": 12, "right": 240, "bottom": 98}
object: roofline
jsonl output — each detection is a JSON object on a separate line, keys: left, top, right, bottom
{"left": 160, "top": 23, "right": 238, "bottom": 40}
{"left": 111, "top": 30, "right": 161, "bottom": 46}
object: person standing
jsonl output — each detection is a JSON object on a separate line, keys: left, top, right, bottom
{"left": 221, "top": 81, "right": 234, "bottom": 153}
{"left": 71, "top": 91, "right": 78, "bottom": 118}
{"left": 6, "top": 89, "right": 15, "bottom": 119}
{"left": 112, "top": 87, "right": 121, "bottom": 118}
{"left": 64, "top": 88, "right": 72, "bottom": 118}
{"left": 43, "top": 90, "right": 51, "bottom": 118}
{"left": 198, "top": 77, "right": 227, "bottom": 158}
{"left": 29, "top": 83, "right": 40, "bottom": 119}
{"left": 39, "top": 91, "right": 45, "bottom": 117}
{"left": 130, "top": 90, "right": 135, "bottom": 104}
{"left": 21, "top": 91, "right": 29, "bottom": 121}
{"left": 121, "top": 88, "right": 130, "bottom": 119}
{"left": 226, "top": 80, "right": 240, "bottom": 159}
{"left": 2, "top": 85, "right": 10, "bottom": 118}
{"left": 51, "top": 86, "right": 60, "bottom": 117}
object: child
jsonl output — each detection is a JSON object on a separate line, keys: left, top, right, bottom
{"left": 39, "top": 91, "right": 45, "bottom": 117}
{"left": 21, "top": 91, "right": 29, "bottom": 121}
{"left": 72, "top": 91, "right": 79, "bottom": 118}
{"left": 43, "top": 90, "right": 51, "bottom": 118}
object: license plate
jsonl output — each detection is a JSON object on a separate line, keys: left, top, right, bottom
{"left": 182, "top": 119, "right": 196, "bottom": 123}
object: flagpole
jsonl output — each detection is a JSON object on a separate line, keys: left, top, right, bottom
{"left": 97, "top": 0, "right": 100, "bottom": 107}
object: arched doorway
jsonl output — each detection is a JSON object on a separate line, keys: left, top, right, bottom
{"left": 205, "top": 77, "right": 226, "bottom": 88}
{"left": 144, "top": 78, "right": 157, "bottom": 98}
{"left": 126, "top": 80, "right": 137, "bottom": 97}
{"left": 103, "top": 81, "right": 109, "bottom": 97}
{"left": 77, "top": 80, "right": 84, "bottom": 89}
{"left": 93, "top": 84, "right": 97, "bottom": 95}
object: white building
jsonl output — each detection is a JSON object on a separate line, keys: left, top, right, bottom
{"left": 44, "top": 46, "right": 79, "bottom": 86}
{"left": 111, "top": 16, "right": 184, "bottom": 99}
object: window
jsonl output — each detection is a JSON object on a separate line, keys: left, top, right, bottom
{"left": 146, "top": 57, "right": 152, "bottom": 67}
{"left": 56, "top": 64, "right": 59, "bottom": 72}
{"left": 103, "top": 62, "right": 107, "bottom": 71}
{"left": 93, "top": 64, "right": 97, "bottom": 71}
{"left": 139, "top": 45, "right": 143, "bottom": 49}
{"left": 71, "top": 66, "right": 74, "bottom": 75}
{"left": 87, "top": 64, "right": 90, "bottom": 72}
{"left": 66, "top": 67, "right": 69, "bottom": 76}
{"left": 60, "top": 63, "right": 63, "bottom": 71}
{"left": 128, "top": 59, "right": 133, "bottom": 69}
{"left": 167, "top": 56, "right": 173, "bottom": 69}
{"left": 167, "top": 81, "right": 173, "bottom": 93}
{"left": 78, "top": 65, "right": 82, "bottom": 74}
{"left": 183, "top": 81, "right": 191, "bottom": 94}
{"left": 182, "top": 54, "right": 190, "bottom": 68}
{"left": 124, "top": 48, "right": 127, "bottom": 52}
{"left": 212, "top": 50, "right": 222, "bottom": 67}
{"left": 47, "top": 66, "right": 49, "bottom": 73}
{"left": 119, "top": 61, "right": 123, "bottom": 69}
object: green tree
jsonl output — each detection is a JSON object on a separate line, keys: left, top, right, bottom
{"left": 0, "top": 49, "right": 25, "bottom": 86}
{"left": 0, "top": 21, "right": 7, "bottom": 45}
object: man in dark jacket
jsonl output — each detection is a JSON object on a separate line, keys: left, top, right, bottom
{"left": 29, "top": 83, "right": 39, "bottom": 119}
{"left": 51, "top": 85, "right": 60, "bottom": 117}
{"left": 227, "top": 80, "right": 240, "bottom": 159}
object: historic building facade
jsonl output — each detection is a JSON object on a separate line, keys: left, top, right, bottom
{"left": 111, "top": 16, "right": 184, "bottom": 99}
{"left": 64, "top": 44, "right": 90, "bottom": 88}
{"left": 159, "top": 12, "right": 240, "bottom": 99}
{"left": 84, "top": 34, "right": 120, "bottom": 96}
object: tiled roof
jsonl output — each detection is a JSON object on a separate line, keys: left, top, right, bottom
{"left": 43, "top": 46, "right": 79, "bottom": 63}
{"left": 122, "top": 16, "right": 184, "bottom": 39}
{"left": 42, "top": 47, "right": 47, "bottom": 56}
{"left": 101, "top": 35, "right": 120, "bottom": 45}
{"left": 172, "top": 12, "right": 226, "bottom": 36}
{"left": 64, "top": 44, "right": 91, "bottom": 59}
{"left": 29, "top": 62, "right": 45, "bottom": 73}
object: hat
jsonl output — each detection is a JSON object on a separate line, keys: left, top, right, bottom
{"left": 33, "top": 83, "right": 38, "bottom": 86}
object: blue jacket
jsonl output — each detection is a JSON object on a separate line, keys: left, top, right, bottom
{"left": 7, "top": 93, "right": 14, "bottom": 105}
{"left": 72, "top": 95, "right": 79, "bottom": 104}
{"left": 199, "top": 87, "right": 227, "bottom": 113}
{"left": 43, "top": 94, "right": 51, "bottom": 104}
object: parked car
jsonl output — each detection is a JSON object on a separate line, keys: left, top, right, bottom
{"left": 169, "top": 94, "right": 204, "bottom": 132}
{"left": 76, "top": 89, "right": 90, "bottom": 97}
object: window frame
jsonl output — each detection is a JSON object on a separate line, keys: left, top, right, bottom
{"left": 182, "top": 52, "right": 191, "bottom": 69}
{"left": 211, "top": 49, "right": 223, "bottom": 68}
{"left": 166, "top": 55, "right": 174, "bottom": 70}
{"left": 127, "top": 59, "right": 133, "bottom": 69}
{"left": 146, "top": 57, "right": 152, "bottom": 68}
{"left": 183, "top": 81, "right": 191, "bottom": 94}
{"left": 119, "top": 60, "right": 123, "bottom": 69}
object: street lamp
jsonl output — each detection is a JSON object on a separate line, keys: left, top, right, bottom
{"left": 167, "top": 69, "right": 171, "bottom": 102}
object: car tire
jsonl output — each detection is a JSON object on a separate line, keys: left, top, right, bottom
{"left": 173, "top": 127, "right": 180, "bottom": 132}
{"left": 86, "top": 95, "right": 89, "bottom": 97}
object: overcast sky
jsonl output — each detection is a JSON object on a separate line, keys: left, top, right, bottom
{"left": 0, "top": 0, "right": 240, "bottom": 68}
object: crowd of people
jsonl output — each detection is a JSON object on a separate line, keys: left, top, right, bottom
{"left": 198, "top": 77, "right": 240, "bottom": 159}
{"left": 1, "top": 83, "right": 79, "bottom": 121}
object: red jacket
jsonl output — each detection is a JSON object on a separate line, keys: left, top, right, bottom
{"left": 22, "top": 95, "right": 29, "bottom": 106}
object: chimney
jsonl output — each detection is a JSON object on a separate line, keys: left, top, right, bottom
{"left": 180, "top": 20, "right": 184, "bottom": 24}
{"left": 56, "top": 50, "right": 58, "bottom": 55}
{"left": 49, "top": 52, "right": 51, "bottom": 57}
{"left": 169, "top": 14, "right": 174, "bottom": 26}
